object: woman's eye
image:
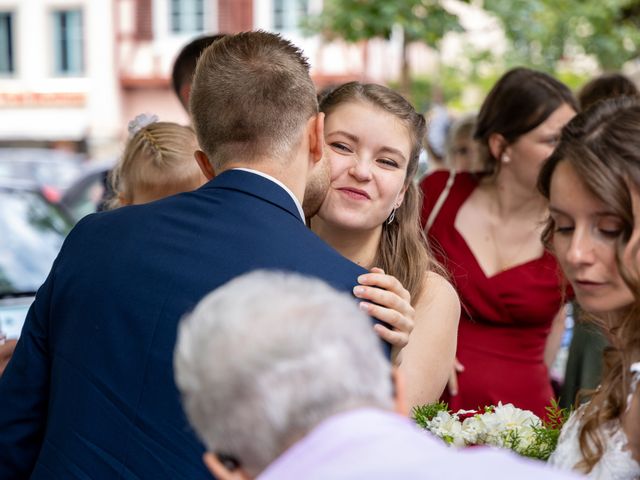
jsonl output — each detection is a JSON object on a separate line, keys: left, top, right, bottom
{"left": 552, "top": 218, "right": 575, "bottom": 235}
{"left": 598, "top": 227, "right": 622, "bottom": 238}
{"left": 377, "top": 158, "right": 399, "bottom": 168}
{"left": 598, "top": 219, "right": 623, "bottom": 238}
{"left": 330, "top": 142, "right": 352, "bottom": 153}
{"left": 553, "top": 223, "right": 574, "bottom": 234}
{"left": 544, "top": 137, "right": 559, "bottom": 146}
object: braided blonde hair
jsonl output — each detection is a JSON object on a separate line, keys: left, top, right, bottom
{"left": 108, "top": 121, "right": 203, "bottom": 208}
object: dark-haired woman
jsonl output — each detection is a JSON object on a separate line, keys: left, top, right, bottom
{"left": 420, "top": 67, "right": 577, "bottom": 418}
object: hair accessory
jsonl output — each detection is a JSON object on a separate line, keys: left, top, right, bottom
{"left": 128, "top": 113, "right": 159, "bottom": 138}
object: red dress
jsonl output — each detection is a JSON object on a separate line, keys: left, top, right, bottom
{"left": 420, "top": 171, "right": 566, "bottom": 419}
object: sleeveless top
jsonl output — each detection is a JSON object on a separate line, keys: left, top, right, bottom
{"left": 420, "top": 171, "right": 568, "bottom": 419}
{"left": 549, "top": 362, "right": 640, "bottom": 479}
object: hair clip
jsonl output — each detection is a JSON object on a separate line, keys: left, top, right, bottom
{"left": 128, "top": 113, "right": 159, "bottom": 138}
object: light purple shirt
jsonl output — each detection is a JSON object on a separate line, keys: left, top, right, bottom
{"left": 257, "top": 408, "right": 584, "bottom": 480}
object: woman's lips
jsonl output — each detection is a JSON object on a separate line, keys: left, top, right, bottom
{"left": 337, "top": 187, "right": 370, "bottom": 200}
{"left": 573, "top": 279, "right": 606, "bottom": 291}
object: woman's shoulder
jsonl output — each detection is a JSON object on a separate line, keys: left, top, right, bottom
{"left": 417, "top": 271, "right": 460, "bottom": 320}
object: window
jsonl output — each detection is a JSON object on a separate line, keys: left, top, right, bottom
{"left": 0, "top": 12, "right": 13, "bottom": 75}
{"left": 52, "top": 10, "right": 84, "bottom": 76}
{"left": 170, "top": 0, "right": 204, "bottom": 33}
{"left": 273, "top": 0, "right": 308, "bottom": 31}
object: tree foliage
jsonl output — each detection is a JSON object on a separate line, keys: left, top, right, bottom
{"left": 483, "top": 0, "right": 640, "bottom": 71}
{"left": 303, "top": 0, "right": 464, "bottom": 48}
{"left": 302, "top": 0, "right": 465, "bottom": 94}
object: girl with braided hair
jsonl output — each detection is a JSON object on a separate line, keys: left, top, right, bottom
{"left": 109, "top": 116, "right": 206, "bottom": 208}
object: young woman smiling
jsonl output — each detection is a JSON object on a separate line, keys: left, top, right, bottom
{"left": 311, "top": 82, "right": 460, "bottom": 408}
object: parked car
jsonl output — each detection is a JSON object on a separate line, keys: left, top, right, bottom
{"left": 0, "top": 179, "right": 73, "bottom": 338}
{"left": 59, "top": 158, "right": 115, "bottom": 222}
{"left": 0, "top": 148, "right": 86, "bottom": 200}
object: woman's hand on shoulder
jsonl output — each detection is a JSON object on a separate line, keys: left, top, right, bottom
{"left": 354, "top": 267, "right": 415, "bottom": 352}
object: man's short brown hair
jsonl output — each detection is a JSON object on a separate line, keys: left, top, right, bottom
{"left": 190, "top": 31, "right": 318, "bottom": 169}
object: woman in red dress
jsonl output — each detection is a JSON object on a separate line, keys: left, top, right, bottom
{"left": 420, "top": 68, "right": 577, "bottom": 418}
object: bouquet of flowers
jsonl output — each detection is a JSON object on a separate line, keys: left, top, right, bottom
{"left": 413, "top": 401, "right": 567, "bottom": 461}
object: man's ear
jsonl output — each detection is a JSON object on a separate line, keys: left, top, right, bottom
{"left": 179, "top": 83, "right": 191, "bottom": 111}
{"left": 203, "top": 453, "right": 252, "bottom": 480}
{"left": 488, "top": 132, "right": 507, "bottom": 161}
{"left": 391, "top": 367, "right": 409, "bottom": 416}
{"left": 308, "top": 112, "right": 324, "bottom": 164}
{"left": 195, "top": 150, "right": 216, "bottom": 180}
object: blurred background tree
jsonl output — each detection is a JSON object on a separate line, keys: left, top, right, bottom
{"left": 303, "top": 0, "right": 466, "bottom": 94}
{"left": 303, "top": 0, "right": 640, "bottom": 110}
{"left": 483, "top": 0, "right": 640, "bottom": 72}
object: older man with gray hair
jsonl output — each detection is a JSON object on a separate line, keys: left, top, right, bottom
{"left": 175, "top": 271, "right": 582, "bottom": 480}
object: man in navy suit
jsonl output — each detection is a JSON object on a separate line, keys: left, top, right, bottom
{"left": 0, "top": 31, "right": 382, "bottom": 479}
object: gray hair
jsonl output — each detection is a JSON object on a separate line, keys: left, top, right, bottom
{"left": 174, "top": 270, "right": 393, "bottom": 477}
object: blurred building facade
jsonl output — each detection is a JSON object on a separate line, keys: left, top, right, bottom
{"left": 0, "top": 0, "right": 495, "bottom": 158}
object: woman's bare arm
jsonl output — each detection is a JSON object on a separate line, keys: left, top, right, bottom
{"left": 400, "top": 271, "right": 460, "bottom": 409}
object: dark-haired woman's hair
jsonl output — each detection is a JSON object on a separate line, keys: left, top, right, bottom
{"left": 578, "top": 73, "right": 639, "bottom": 111}
{"left": 319, "top": 82, "right": 439, "bottom": 302}
{"left": 475, "top": 67, "right": 577, "bottom": 175}
{"left": 538, "top": 96, "right": 640, "bottom": 473}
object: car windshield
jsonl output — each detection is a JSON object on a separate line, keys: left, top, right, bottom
{"left": 0, "top": 149, "right": 85, "bottom": 191}
{"left": 0, "top": 189, "right": 72, "bottom": 296}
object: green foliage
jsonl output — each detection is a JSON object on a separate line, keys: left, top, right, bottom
{"left": 412, "top": 400, "right": 449, "bottom": 429}
{"left": 302, "top": 0, "right": 464, "bottom": 48}
{"left": 501, "top": 400, "right": 569, "bottom": 461}
{"left": 482, "top": 0, "right": 640, "bottom": 71}
{"left": 413, "top": 400, "right": 570, "bottom": 461}
{"left": 544, "top": 398, "right": 571, "bottom": 431}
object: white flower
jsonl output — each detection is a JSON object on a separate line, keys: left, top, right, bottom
{"left": 426, "top": 411, "right": 466, "bottom": 447}
{"left": 480, "top": 403, "right": 542, "bottom": 450}
{"left": 461, "top": 415, "right": 487, "bottom": 444}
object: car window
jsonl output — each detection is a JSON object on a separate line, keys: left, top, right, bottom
{"left": 0, "top": 189, "right": 72, "bottom": 296}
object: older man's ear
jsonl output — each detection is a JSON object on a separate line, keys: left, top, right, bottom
{"left": 203, "top": 453, "right": 251, "bottom": 480}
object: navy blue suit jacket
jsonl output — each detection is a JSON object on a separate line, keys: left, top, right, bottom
{"left": 0, "top": 170, "right": 386, "bottom": 479}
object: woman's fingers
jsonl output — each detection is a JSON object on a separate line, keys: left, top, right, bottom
{"left": 454, "top": 357, "right": 465, "bottom": 372}
{"left": 357, "top": 270, "right": 411, "bottom": 302}
{"left": 373, "top": 323, "right": 409, "bottom": 350}
{"left": 447, "top": 369, "right": 459, "bottom": 397}
{"left": 353, "top": 284, "right": 413, "bottom": 317}
{"left": 360, "top": 301, "right": 414, "bottom": 337}
{"left": 447, "top": 358, "right": 464, "bottom": 396}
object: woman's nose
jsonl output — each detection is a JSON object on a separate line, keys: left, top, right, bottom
{"left": 349, "top": 156, "right": 372, "bottom": 181}
{"left": 566, "top": 230, "right": 595, "bottom": 267}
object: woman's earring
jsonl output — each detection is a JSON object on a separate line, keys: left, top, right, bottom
{"left": 501, "top": 153, "right": 511, "bottom": 164}
{"left": 387, "top": 208, "right": 397, "bottom": 225}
